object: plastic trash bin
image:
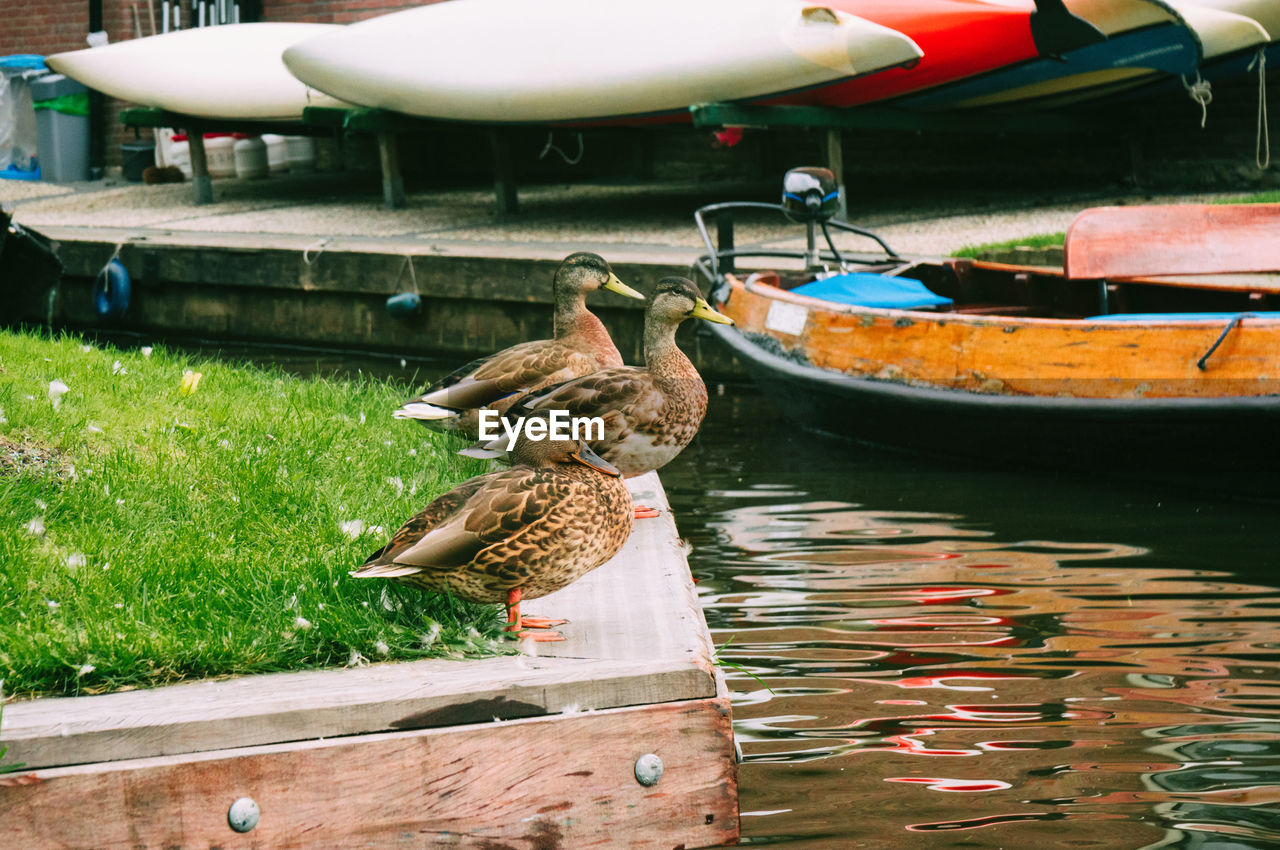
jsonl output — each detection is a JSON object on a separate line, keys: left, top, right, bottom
{"left": 0, "top": 54, "right": 46, "bottom": 180}
{"left": 32, "top": 73, "right": 89, "bottom": 182}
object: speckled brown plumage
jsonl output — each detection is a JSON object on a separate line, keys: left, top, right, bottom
{"left": 353, "top": 448, "right": 633, "bottom": 602}
{"left": 504, "top": 277, "right": 727, "bottom": 477}
{"left": 394, "top": 252, "right": 638, "bottom": 437}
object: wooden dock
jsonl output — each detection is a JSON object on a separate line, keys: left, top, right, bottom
{"left": 0, "top": 473, "right": 738, "bottom": 849}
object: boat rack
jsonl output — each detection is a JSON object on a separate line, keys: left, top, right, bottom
{"left": 120, "top": 105, "right": 524, "bottom": 215}
{"left": 690, "top": 101, "right": 1109, "bottom": 221}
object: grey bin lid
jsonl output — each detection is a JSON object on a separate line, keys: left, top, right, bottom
{"left": 32, "top": 73, "right": 86, "bottom": 100}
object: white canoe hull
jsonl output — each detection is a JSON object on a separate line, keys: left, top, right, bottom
{"left": 46, "top": 23, "right": 352, "bottom": 121}
{"left": 282, "top": 0, "right": 923, "bottom": 123}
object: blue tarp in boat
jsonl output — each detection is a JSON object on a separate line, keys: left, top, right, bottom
{"left": 791, "top": 272, "right": 953, "bottom": 310}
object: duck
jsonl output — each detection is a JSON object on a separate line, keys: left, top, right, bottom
{"left": 351, "top": 435, "right": 633, "bottom": 641}
{"left": 468, "top": 277, "right": 732, "bottom": 516}
{"left": 393, "top": 252, "right": 643, "bottom": 437}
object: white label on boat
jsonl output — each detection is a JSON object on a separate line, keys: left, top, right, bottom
{"left": 765, "top": 300, "right": 809, "bottom": 336}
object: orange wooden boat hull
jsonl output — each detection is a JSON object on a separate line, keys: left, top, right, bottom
{"left": 718, "top": 271, "right": 1280, "bottom": 399}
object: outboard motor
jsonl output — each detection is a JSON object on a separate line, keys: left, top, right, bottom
{"left": 781, "top": 167, "right": 840, "bottom": 223}
{"left": 781, "top": 167, "right": 840, "bottom": 270}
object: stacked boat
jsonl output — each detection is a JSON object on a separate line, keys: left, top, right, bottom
{"left": 43, "top": 0, "right": 1276, "bottom": 125}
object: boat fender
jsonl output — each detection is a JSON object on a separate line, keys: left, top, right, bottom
{"left": 385, "top": 291, "right": 422, "bottom": 317}
{"left": 94, "top": 258, "right": 131, "bottom": 319}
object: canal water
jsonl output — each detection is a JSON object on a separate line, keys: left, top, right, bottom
{"left": 109, "top": 335, "right": 1280, "bottom": 849}
{"left": 663, "top": 386, "right": 1280, "bottom": 849}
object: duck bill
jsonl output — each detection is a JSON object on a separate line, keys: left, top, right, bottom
{"left": 690, "top": 297, "right": 734, "bottom": 325}
{"left": 572, "top": 444, "right": 621, "bottom": 477}
{"left": 603, "top": 273, "right": 645, "bottom": 301}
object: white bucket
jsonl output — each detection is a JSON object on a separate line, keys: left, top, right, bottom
{"left": 233, "top": 136, "right": 269, "bottom": 179}
{"left": 284, "top": 136, "right": 316, "bottom": 173}
{"left": 169, "top": 138, "right": 192, "bottom": 178}
{"left": 204, "top": 135, "right": 236, "bottom": 178}
{"left": 261, "top": 133, "right": 288, "bottom": 173}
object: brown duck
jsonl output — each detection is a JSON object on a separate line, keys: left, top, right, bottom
{"left": 352, "top": 435, "right": 632, "bottom": 640}
{"left": 393, "top": 252, "right": 642, "bottom": 437}
{"left": 469, "top": 277, "right": 732, "bottom": 517}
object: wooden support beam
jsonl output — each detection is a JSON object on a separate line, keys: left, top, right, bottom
{"left": 825, "top": 127, "right": 847, "bottom": 219}
{"left": 690, "top": 102, "right": 1104, "bottom": 135}
{"left": 0, "top": 695, "right": 738, "bottom": 850}
{"left": 376, "top": 131, "right": 405, "bottom": 209}
{"left": 186, "top": 130, "right": 213, "bottom": 205}
{"left": 488, "top": 130, "right": 519, "bottom": 217}
{"left": 122, "top": 107, "right": 325, "bottom": 138}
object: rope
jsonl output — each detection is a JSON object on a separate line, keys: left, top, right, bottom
{"left": 539, "top": 131, "right": 584, "bottom": 165}
{"left": 396, "top": 255, "right": 420, "bottom": 295}
{"left": 1182, "top": 72, "right": 1213, "bottom": 129}
{"left": 1197, "top": 313, "right": 1255, "bottom": 371}
{"left": 303, "top": 236, "right": 333, "bottom": 265}
{"left": 101, "top": 240, "right": 126, "bottom": 274}
{"left": 1249, "top": 48, "right": 1270, "bottom": 170}
{"left": 98, "top": 234, "right": 144, "bottom": 275}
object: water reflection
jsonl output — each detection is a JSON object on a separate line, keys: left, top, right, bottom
{"left": 662, "top": 386, "right": 1280, "bottom": 850}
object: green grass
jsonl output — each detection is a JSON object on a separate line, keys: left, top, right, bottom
{"left": 0, "top": 330, "right": 505, "bottom": 699}
{"left": 1215, "top": 190, "right": 1280, "bottom": 204}
{"left": 953, "top": 231, "right": 1066, "bottom": 259}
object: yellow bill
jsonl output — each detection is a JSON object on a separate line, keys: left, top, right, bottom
{"left": 603, "top": 273, "right": 645, "bottom": 300}
{"left": 690, "top": 297, "right": 734, "bottom": 325}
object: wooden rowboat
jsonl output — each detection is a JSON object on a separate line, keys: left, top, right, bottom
{"left": 694, "top": 170, "right": 1280, "bottom": 475}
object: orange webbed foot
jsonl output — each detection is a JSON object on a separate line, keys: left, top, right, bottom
{"left": 633, "top": 505, "right": 660, "bottom": 519}
{"left": 519, "top": 616, "right": 568, "bottom": 629}
{"left": 516, "top": 629, "right": 566, "bottom": 642}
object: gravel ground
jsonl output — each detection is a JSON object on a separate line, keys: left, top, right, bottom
{"left": 2, "top": 170, "right": 1255, "bottom": 259}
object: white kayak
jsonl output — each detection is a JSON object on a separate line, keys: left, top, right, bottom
{"left": 282, "top": 0, "right": 924, "bottom": 124}
{"left": 46, "top": 23, "right": 353, "bottom": 120}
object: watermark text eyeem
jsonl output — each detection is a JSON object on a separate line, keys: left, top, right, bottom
{"left": 477, "top": 409, "right": 604, "bottom": 443}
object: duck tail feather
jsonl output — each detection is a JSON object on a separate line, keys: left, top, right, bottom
{"left": 393, "top": 402, "right": 458, "bottom": 421}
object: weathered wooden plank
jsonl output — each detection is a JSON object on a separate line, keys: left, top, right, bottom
{"left": 0, "top": 695, "right": 739, "bottom": 850}
{"left": 3, "top": 656, "right": 712, "bottom": 772}
{"left": 1064, "top": 203, "right": 1280, "bottom": 279}
{"left": 538, "top": 473, "right": 715, "bottom": 670}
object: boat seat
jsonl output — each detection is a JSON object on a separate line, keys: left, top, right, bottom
{"left": 1086, "top": 312, "right": 1280, "bottom": 321}
{"left": 791, "top": 272, "right": 953, "bottom": 310}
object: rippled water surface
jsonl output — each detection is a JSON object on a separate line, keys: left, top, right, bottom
{"left": 661, "top": 387, "right": 1280, "bottom": 849}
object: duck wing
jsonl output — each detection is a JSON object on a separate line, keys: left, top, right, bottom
{"left": 354, "top": 476, "right": 488, "bottom": 577}
{"left": 353, "top": 467, "right": 567, "bottom": 578}
{"left": 396, "top": 340, "right": 598, "bottom": 420}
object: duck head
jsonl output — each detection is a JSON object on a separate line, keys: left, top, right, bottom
{"left": 554, "top": 252, "right": 643, "bottom": 302}
{"left": 647, "top": 277, "right": 733, "bottom": 328}
{"left": 511, "top": 432, "right": 621, "bottom": 477}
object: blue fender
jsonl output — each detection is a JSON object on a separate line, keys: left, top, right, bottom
{"left": 94, "top": 259, "right": 131, "bottom": 319}
{"left": 385, "top": 291, "right": 422, "bottom": 317}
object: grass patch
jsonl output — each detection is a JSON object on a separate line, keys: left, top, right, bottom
{"left": 953, "top": 231, "right": 1066, "bottom": 259}
{"left": 1214, "top": 190, "right": 1280, "bottom": 204}
{"left": 0, "top": 330, "right": 504, "bottom": 699}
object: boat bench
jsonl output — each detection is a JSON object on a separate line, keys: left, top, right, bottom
{"left": 121, "top": 106, "right": 522, "bottom": 215}
{"left": 1063, "top": 202, "right": 1280, "bottom": 316}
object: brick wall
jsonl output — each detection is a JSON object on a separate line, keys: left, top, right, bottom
{"left": 261, "top": 0, "right": 440, "bottom": 25}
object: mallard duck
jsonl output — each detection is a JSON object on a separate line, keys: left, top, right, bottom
{"left": 352, "top": 435, "right": 632, "bottom": 641}
{"left": 470, "top": 277, "right": 731, "bottom": 516}
{"left": 393, "top": 252, "right": 643, "bottom": 436}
